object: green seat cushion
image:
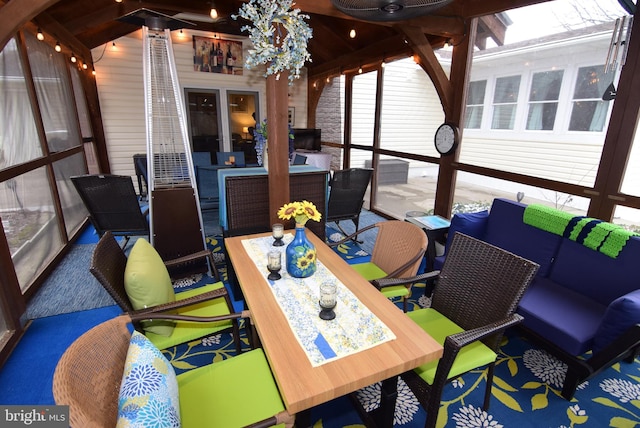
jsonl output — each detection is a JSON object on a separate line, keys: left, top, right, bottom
{"left": 124, "top": 238, "right": 176, "bottom": 337}
{"left": 352, "top": 262, "right": 410, "bottom": 299}
{"left": 352, "top": 262, "right": 387, "bottom": 281}
{"left": 146, "top": 282, "right": 234, "bottom": 350}
{"left": 408, "top": 308, "right": 497, "bottom": 384}
{"left": 381, "top": 285, "right": 411, "bottom": 299}
{"left": 178, "top": 348, "right": 285, "bottom": 427}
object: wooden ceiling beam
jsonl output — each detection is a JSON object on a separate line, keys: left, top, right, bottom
{"left": 307, "top": 33, "right": 412, "bottom": 78}
{"left": 398, "top": 24, "right": 452, "bottom": 115}
{"left": 0, "top": 0, "right": 62, "bottom": 51}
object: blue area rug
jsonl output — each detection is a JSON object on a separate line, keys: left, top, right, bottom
{"left": 23, "top": 281, "right": 630, "bottom": 427}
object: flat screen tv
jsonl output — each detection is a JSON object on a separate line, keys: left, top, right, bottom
{"left": 292, "top": 128, "right": 322, "bottom": 152}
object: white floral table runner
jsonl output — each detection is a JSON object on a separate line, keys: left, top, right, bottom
{"left": 241, "top": 234, "right": 396, "bottom": 367}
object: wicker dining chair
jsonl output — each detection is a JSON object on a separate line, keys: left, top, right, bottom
{"left": 90, "top": 231, "right": 241, "bottom": 353}
{"left": 400, "top": 232, "right": 539, "bottom": 428}
{"left": 329, "top": 220, "right": 428, "bottom": 311}
{"left": 53, "top": 312, "right": 292, "bottom": 428}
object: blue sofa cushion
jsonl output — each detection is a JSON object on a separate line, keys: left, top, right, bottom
{"left": 592, "top": 289, "right": 640, "bottom": 354}
{"left": 433, "top": 210, "right": 489, "bottom": 271}
{"left": 484, "top": 198, "right": 562, "bottom": 277}
{"left": 548, "top": 236, "right": 640, "bottom": 305}
{"left": 444, "top": 210, "right": 489, "bottom": 255}
{"left": 517, "top": 277, "right": 607, "bottom": 356}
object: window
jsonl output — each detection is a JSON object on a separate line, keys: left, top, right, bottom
{"left": 569, "top": 65, "right": 609, "bottom": 132}
{"left": 465, "top": 80, "right": 486, "bottom": 129}
{"left": 491, "top": 75, "right": 521, "bottom": 129}
{"left": 526, "top": 70, "right": 563, "bottom": 130}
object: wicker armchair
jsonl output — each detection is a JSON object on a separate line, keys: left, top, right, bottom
{"left": 326, "top": 168, "right": 373, "bottom": 242}
{"left": 329, "top": 220, "right": 427, "bottom": 311}
{"left": 400, "top": 232, "right": 539, "bottom": 428}
{"left": 53, "top": 312, "right": 293, "bottom": 428}
{"left": 90, "top": 231, "right": 241, "bottom": 353}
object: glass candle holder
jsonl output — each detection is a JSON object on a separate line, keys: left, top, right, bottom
{"left": 319, "top": 282, "right": 337, "bottom": 320}
{"left": 272, "top": 223, "right": 284, "bottom": 246}
{"left": 267, "top": 250, "right": 282, "bottom": 281}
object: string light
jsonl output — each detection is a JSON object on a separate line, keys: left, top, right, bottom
{"left": 55, "top": 41, "right": 61, "bottom": 52}
{"left": 210, "top": 2, "right": 218, "bottom": 19}
{"left": 349, "top": 28, "right": 356, "bottom": 39}
{"left": 82, "top": 62, "right": 88, "bottom": 70}
{"left": 36, "top": 28, "right": 44, "bottom": 41}
{"left": 358, "top": 65, "right": 363, "bottom": 74}
{"left": 70, "top": 53, "right": 77, "bottom": 63}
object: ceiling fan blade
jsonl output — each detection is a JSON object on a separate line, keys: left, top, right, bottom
{"left": 331, "top": 0, "right": 454, "bottom": 22}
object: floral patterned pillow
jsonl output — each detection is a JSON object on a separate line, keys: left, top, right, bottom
{"left": 116, "top": 331, "right": 180, "bottom": 427}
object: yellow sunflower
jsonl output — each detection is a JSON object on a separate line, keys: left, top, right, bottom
{"left": 277, "top": 200, "right": 322, "bottom": 226}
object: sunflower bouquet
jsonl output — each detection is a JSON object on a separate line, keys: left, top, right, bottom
{"left": 277, "top": 200, "right": 321, "bottom": 227}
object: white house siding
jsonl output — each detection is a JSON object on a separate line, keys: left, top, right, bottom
{"left": 92, "top": 29, "right": 308, "bottom": 180}
{"left": 379, "top": 58, "right": 445, "bottom": 158}
{"left": 460, "top": 29, "right": 615, "bottom": 188}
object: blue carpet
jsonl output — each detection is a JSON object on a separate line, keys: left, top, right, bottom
{"left": 0, "top": 305, "right": 121, "bottom": 405}
{"left": 5, "top": 285, "right": 640, "bottom": 427}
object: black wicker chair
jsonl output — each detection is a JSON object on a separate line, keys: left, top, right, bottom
{"left": 71, "top": 174, "right": 149, "bottom": 249}
{"left": 326, "top": 168, "right": 373, "bottom": 242}
{"left": 399, "top": 232, "right": 539, "bottom": 428}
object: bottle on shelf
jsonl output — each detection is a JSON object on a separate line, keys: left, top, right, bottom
{"left": 226, "top": 44, "right": 234, "bottom": 74}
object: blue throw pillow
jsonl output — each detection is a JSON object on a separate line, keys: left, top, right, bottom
{"left": 592, "top": 290, "right": 640, "bottom": 354}
{"left": 117, "top": 331, "right": 180, "bottom": 427}
{"left": 444, "top": 210, "right": 490, "bottom": 255}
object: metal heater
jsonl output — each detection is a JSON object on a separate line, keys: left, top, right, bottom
{"left": 119, "top": 9, "right": 210, "bottom": 275}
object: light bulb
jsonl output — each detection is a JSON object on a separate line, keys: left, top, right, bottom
{"left": 70, "top": 53, "right": 76, "bottom": 63}
{"left": 349, "top": 29, "right": 356, "bottom": 39}
{"left": 358, "top": 66, "right": 363, "bottom": 74}
{"left": 210, "top": 8, "right": 218, "bottom": 19}
{"left": 82, "top": 62, "right": 88, "bottom": 70}
{"left": 36, "top": 29, "right": 44, "bottom": 41}
{"left": 55, "top": 41, "right": 61, "bottom": 52}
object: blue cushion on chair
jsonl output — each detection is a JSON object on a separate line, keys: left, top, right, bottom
{"left": 443, "top": 210, "right": 489, "bottom": 256}
{"left": 117, "top": 331, "right": 180, "bottom": 427}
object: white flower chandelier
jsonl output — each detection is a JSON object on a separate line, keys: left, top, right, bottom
{"left": 233, "top": 0, "right": 313, "bottom": 84}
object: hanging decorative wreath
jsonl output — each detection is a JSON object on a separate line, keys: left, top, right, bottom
{"left": 233, "top": 0, "right": 313, "bottom": 84}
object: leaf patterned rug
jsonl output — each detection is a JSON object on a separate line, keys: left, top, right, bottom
{"left": 162, "top": 266, "right": 640, "bottom": 428}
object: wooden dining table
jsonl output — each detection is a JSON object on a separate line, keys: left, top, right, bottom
{"left": 225, "top": 229, "right": 443, "bottom": 427}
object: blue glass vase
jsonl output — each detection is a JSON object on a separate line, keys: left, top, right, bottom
{"left": 286, "top": 225, "right": 317, "bottom": 278}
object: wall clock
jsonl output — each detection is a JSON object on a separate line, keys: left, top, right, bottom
{"left": 434, "top": 122, "right": 459, "bottom": 155}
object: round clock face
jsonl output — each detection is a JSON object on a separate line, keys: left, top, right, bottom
{"left": 434, "top": 123, "right": 459, "bottom": 155}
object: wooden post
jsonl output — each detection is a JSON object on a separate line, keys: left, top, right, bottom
{"left": 266, "top": 69, "right": 291, "bottom": 225}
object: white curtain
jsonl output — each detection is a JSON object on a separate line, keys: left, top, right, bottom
{"left": 0, "top": 38, "right": 43, "bottom": 169}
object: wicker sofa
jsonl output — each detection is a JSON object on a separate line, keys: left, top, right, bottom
{"left": 433, "top": 198, "right": 640, "bottom": 399}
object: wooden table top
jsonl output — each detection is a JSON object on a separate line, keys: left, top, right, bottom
{"left": 225, "top": 229, "right": 443, "bottom": 414}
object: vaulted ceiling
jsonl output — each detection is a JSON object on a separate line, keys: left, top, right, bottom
{"left": 1, "top": 0, "right": 557, "bottom": 80}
